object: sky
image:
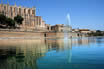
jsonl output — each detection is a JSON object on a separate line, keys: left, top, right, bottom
{"left": 1, "top": 0, "right": 104, "bottom": 30}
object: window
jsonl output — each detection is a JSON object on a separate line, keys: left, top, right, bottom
{"left": 24, "top": 9, "right": 26, "bottom": 13}
{"left": 4, "top": 6, "right": 6, "bottom": 10}
{"left": 61, "top": 29, "right": 63, "bottom": 32}
{"left": 14, "top": 8, "right": 16, "bottom": 12}
{"left": 19, "top": 8, "right": 21, "bottom": 14}
{"left": 10, "top": 7, "right": 12, "bottom": 11}
{"left": 28, "top": 9, "right": 30, "bottom": 14}
{"left": 32, "top": 10, "right": 35, "bottom": 14}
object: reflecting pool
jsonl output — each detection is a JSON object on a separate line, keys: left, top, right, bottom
{"left": 0, "top": 37, "right": 104, "bottom": 69}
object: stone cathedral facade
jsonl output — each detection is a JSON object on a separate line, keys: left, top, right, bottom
{"left": 0, "top": 3, "right": 73, "bottom": 32}
{"left": 0, "top": 3, "right": 48, "bottom": 31}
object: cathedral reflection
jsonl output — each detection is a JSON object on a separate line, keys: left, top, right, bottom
{"left": 0, "top": 37, "right": 96, "bottom": 69}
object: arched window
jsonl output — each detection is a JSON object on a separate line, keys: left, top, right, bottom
{"left": 19, "top": 8, "right": 21, "bottom": 14}
{"left": 28, "top": 9, "right": 30, "bottom": 14}
{"left": 32, "top": 10, "right": 35, "bottom": 14}
{"left": 24, "top": 9, "right": 26, "bottom": 13}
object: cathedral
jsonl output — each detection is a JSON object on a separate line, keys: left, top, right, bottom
{"left": 0, "top": 2, "right": 72, "bottom": 32}
{"left": 0, "top": 2, "right": 49, "bottom": 32}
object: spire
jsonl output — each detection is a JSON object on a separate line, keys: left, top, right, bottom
{"left": 7, "top": 0, "right": 9, "bottom": 5}
{"left": 14, "top": 1, "right": 16, "bottom": 6}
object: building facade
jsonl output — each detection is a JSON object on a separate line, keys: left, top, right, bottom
{"left": 51, "top": 24, "right": 72, "bottom": 32}
{"left": 0, "top": 3, "right": 73, "bottom": 32}
{"left": 0, "top": 3, "right": 47, "bottom": 31}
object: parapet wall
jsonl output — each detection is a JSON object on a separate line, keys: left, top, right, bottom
{"left": 45, "top": 32, "right": 79, "bottom": 38}
{"left": 0, "top": 31, "right": 82, "bottom": 39}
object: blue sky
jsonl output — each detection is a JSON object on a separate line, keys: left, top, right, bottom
{"left": 1, "top": 0, "right": 104, "bottom": 30}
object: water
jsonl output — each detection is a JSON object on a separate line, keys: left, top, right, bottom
{"left": 0, "top": 37, "right": 104, "bottom": 69}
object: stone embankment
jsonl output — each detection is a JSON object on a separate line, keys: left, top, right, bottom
{"left": 0, "top": 31, "right": 82, "bottom": 40}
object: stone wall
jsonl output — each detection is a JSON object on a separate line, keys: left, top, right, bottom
{"left": 0, "top": 31, "right": 44, "bottom": 39}
{"left": 0, "top": 31, "right": 84, "bottom": 39}
{"left": 45, "top": 32, "right": 78, "bottom": 38}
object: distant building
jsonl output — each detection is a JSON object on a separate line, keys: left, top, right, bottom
{"left": 72, "top": 28, "right": 80, "bottom": 32}
{"left": 91, "top": 30, "right": 96, "bottom": 33}
{"left": 79, "top": 29, "right": 91, "bottom": 34}
{"left": 51, "top": 24, "right": 72, "bottom": 32}
{"left": 45, "top": 24, "right": 51, "bottom": 32}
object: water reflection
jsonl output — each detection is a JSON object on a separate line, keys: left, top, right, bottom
{"left": 0, "top": 37, "right": 99, "bottom": 69}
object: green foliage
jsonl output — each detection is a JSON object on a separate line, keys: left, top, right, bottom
{"left": 6, "top": 17, "right": 15, "bottom": 28}
{"left": 14, "top": 15, "right": 24, "bottom": 25}
{"left": 0, "top": 14, "right": 7, "bottom": 25}
{"left": 88, "top": 30, "right": 104, "bottom": 36}
{"left": 0, "top": 14, "right": 23, "bottom": 29}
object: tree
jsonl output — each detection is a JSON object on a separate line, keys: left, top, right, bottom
{"left": 88, "top": 30, "right": 104, "bottom": 36}
{"left": 14, "top": 15, "right": 24, "bottom": 26}
{"left": 0, "top": 14, "right": 7, "bottom": 25}
{"left": 96, "top": 30, "right": 103, "bottom": 36}
{"left": 6, "top": 18, "right": 15, "bottom": 29}
{"left": 0, "top": 14, "right": 16, "bottom": 29}
{"left": 96, "top": 30, "right": 101, "bottom": 33}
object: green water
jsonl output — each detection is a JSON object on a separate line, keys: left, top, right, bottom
{"left": 0, "top": 37, "right": 104, "bottom": 69}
